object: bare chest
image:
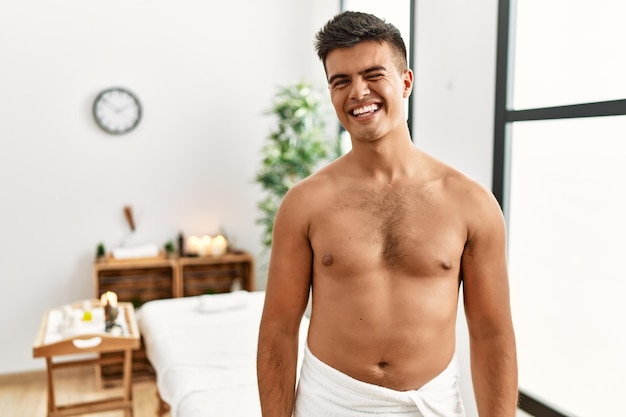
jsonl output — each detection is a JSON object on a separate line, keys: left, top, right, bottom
{"left": 309, "top": 185, "right": 466, "bottom": 275}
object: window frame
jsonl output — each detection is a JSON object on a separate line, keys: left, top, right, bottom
{"left": 492, "top": 0, "right": 626, "bottom": 211}
{"left": 492, "top": 0, "right": 626, "bottom": 415}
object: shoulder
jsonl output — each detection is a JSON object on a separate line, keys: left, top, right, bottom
{"left": 423, "top": 153, "right": 504, "bottom": 229}
{"left": 423, "top": 153, "right": 495, "bottom": 202}
{"left": 275, "top": 157, "right": 344, "bottom": 226}
{"left": 282, "top": 155, "right": 345, "bottom": 203}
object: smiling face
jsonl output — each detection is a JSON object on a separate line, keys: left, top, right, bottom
{"left": 325, "top": 41, "right": 413, "bottom": 144}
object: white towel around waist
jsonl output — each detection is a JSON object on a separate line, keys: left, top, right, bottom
{"left": 294, "top": 344, "right": 466, "bottom": 417}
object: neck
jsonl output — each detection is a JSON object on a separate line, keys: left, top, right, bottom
{"left": 348, "top": 134, "right": 421, "bottom": 182}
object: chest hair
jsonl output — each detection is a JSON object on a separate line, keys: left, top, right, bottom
{"left": 354, "top": 186, "right": 430, "bottom": 268}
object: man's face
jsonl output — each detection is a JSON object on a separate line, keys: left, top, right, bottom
{"left": 325, "top": 41, "right": 413, "bottom": 143}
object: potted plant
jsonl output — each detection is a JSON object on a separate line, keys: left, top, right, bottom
{"left": 163, "top": 240, "right": 176, "bottom": 258}
{"left": 255, "top": 81, "right": 339, "bottom": 249}
{"left": 95, "top": 242, "right": 106, "bottom": 262}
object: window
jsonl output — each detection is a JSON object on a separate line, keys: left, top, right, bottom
{"left": 494, "top": 1, "right": 626, "bottom": 415}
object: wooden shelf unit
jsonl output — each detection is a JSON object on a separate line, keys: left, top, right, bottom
{"left": 94, "top": 252, "right": 255, "bottom": 303}
{"left": 177, "top": 254, "right": 255, "bottom": 296}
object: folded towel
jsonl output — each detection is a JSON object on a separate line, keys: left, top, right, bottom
{"left": 294, "top": 345, "right": 466, "bottom": 417}
{"left": 197, "top": 291, "right": 249, "bottom": 313}
{"left": 112, "top": 243, "right": 160, "bottom": 259}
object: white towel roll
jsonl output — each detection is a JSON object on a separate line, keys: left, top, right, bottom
{"left": 112, "top": 243, "right": 160, "bottom": 259}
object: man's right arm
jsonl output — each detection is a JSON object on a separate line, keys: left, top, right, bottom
{"left": 257, "top": 185, "right": 313, "bottom": 417}
{"left": 257, "top": 320, "right": 301, "bottom": 417}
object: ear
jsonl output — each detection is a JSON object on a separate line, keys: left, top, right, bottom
{"left": 402, "top": 69, "right": 414, "bottom": 98}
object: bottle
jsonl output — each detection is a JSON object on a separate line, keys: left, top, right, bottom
{"left": 82, "top": 300, "right": 92, "bottom": 321}
{"left": 178, "top": 231, "right": 185, "bottom": 257}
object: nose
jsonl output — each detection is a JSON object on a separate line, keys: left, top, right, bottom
{"left": 349, "top": 77, "right": 370, "bottom": 100}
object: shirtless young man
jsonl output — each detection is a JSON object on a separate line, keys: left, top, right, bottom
{"left": 257, "top": 11, "right": 517, "bottom": 417}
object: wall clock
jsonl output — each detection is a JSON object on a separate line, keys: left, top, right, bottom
{"left": 93, "top": 87, "right": 142, "bottom": 135}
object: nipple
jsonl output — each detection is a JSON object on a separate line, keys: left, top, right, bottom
{"left": 322, "top": 254, "right": 334, "bottom": 266}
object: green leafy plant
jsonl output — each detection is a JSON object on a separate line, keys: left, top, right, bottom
{"left": 96, "top": 242, "right": 106, "bottom": 259}
{"left": 164, "top": 240, "right": 175, "bottom": 255}
{"left": 255, "top": 81, "right": 338, "bottom": 248}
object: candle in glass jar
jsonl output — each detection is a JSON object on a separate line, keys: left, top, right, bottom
{"left": 199, "top": 235, "right": 212, "bottom": 256}
{"left": 211, "top": 234, "right": 227, "bottom": 256}
{"left": 187, "top": 235, "right": 199, "bottom": 255}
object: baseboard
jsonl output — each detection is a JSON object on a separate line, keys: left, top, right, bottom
{"left": 0, "top": 369, "right": 46, "bottom": 384}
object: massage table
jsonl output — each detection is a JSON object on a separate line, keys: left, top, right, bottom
{"left": 138, "top": 291, "right": 309, "bottom": 417}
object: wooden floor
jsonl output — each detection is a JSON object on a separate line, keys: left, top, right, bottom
{"left": 0, "top": 367, "right": 170, "bottom": 417}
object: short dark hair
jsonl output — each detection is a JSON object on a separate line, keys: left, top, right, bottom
{"left": 314, "top": 11, "right": 408, "bottom": 73}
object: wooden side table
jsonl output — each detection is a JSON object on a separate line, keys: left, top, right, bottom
{"left": 33, "top": 301, "right": 140, "bottom": 417}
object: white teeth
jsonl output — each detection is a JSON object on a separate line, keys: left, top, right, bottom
{"left": 352, "top": 104, "right": 379, "bottom": 116}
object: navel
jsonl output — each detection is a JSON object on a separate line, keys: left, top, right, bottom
{"left": 322, "top": 254, "right": 334, "bottom": 266}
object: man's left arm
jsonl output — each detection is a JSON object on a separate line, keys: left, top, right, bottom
{"left": 461, "top": 189, "right": 518, "bottom": 417}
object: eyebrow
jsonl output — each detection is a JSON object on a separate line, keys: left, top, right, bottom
{"left": 328, "top": 65, "right": 388, "bottom": 85}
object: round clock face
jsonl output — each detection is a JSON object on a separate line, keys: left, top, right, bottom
{"left": 93, "top": 87, "right": 142, "bottom": 135}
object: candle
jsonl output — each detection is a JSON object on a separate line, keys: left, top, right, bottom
{"left": 199, "top": 235, "right": 212, "bottom": 256}
{"left": 101, "top": 291, "right": 119, "bottom": 329}
{"left": 185, "top": 233, "right": 227, "bottom": 256}
{"left": 108, "top": 291, "right": 118, "bottom": 307}
{"left": 100, "top": 291, "right": 117, "bottom": 307}
{"left": 187, "top": 235, "right": 199, "bottom": 255}
{"left": 211, "top": 234, "right": 228, "bottom": 256}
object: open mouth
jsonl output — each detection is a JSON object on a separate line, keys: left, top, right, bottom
{"left": 351, "top": 103, "right": 380, "bottom": 118}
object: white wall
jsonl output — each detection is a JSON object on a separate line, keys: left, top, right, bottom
{"left": 0, "top": 0, "right": 339, "bottom": 374}
{"left": 414, "top": 0, "right": 497, "bottom": 187}
{"left": 0, "top": 3, "right": 502, "bottom": 415}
